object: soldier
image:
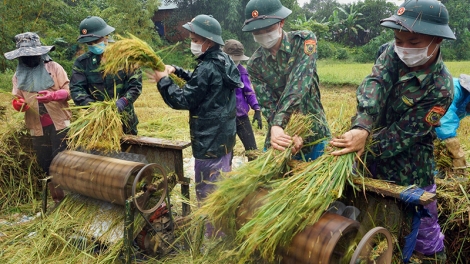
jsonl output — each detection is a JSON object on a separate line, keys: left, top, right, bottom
{"left": 223, "top": 39, "right": 262, "bottom": 160}
{"left": 4, "top": 32, "right": 71, "bottom": 202}
{"left": 242, "top": 0, "right": 330, "bottom": 161}
{"left": 330, "top": 0, "right": 456, "bottom": 262}
{"left": 435, "top": 74, "right": 470, "bottom": 173}
{"left": 70, "top": 16, "right": 142, "bottom": 135}
{"left": 148, "top": 15, "right": 241, "bottom": 237}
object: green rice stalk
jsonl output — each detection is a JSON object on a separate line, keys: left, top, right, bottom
{"left": 235, "top": 151, "right": 360, "bottom": 263}
{"left": 194, "top": 113, "right": 315, "bottom": 236}
{"left": 101, "top": 34, "right": 185, "bottom": 87}
{"left": 66, "top": 100, "right": 124, "bottom": 153}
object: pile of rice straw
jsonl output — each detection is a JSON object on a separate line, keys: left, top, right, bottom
{"left": 194, "top": 113, "right": 363, "bottom": 263}
{"left": 101, "top": 34, "right": 185, "bottom": 87}
{"left": 0, "top": 108, "right": 42, "bottom": 211}
{"left": 67, "top": 100, "right": 124, "bottom": 153}
{"left": 0, "top": 194, "right": 145, "bottom": 263}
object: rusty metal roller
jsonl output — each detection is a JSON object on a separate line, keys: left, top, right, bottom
{"left": 50, "top": 150, "right": 149, "bottom": 205}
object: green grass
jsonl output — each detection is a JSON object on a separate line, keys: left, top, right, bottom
{"left": 317, "top": 60, "right": 469, "bottom": 86}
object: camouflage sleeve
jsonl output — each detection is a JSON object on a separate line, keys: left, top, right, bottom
{"left": 370, "top": 89, "right": 452, "bottom": 159}
{"left": 351, "top": 52, "right": 398, "bottom": 131}
{"left": 70, "top": 58, "right": 95, "bottom": 106}
{"left": 121, "top": 68, "right": 142, "bottom": 104}
{"left": 248, "top": 71, "right": 274, "bottom": 122}
{"left": 271, "top": 32, "right": 319, "bottom": 127}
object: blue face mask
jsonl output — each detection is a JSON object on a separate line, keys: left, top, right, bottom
{"left": 88, "top": 41, "right": 106, "bottom": 55}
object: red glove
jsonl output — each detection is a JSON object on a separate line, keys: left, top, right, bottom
{"left": 37, "top": 90, "right": 69, "bottom": 103}
{"left": 12, "top": 97, "right": 30, "bottom": 112}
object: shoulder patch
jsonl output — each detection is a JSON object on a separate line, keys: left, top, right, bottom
{"left": 425, "top": 106, "right": 446, "bottom": 126}
{"left": 304, "top": 39, "right": 317, "bottom": 56}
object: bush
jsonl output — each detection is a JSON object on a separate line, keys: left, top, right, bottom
{"left": 335, "top": 48, "right": 349, "bottom": 60}
{"left": 318, "top": 41, "right": 337, "bottom": 59}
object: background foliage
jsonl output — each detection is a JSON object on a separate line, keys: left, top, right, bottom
{"left": 0, "top": 0, "right": 469, "bottom": 75}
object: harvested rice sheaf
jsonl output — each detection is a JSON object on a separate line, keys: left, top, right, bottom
{"left": 0, "top": 110, "right": 42, "bottom": 211}
{"left": 102, "top": 34, "right": 185, "bottom": 87}
{"left": 66, "top": 100, "right": 124, "bottom": 153}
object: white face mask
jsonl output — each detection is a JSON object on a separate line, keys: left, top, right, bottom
{"left": 394, "top": 38, "right": 439, "bottom": 67}
{"left": 190, "top": 40, "right": 207, "bottom": 57}
{"left": 233, "top": 60, "right": 240, "bottom": 65}
{"left": 253, "top": 24, "right": 281, "bottom": 49}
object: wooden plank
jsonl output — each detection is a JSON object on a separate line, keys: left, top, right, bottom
{"left": 122, "top": 135, "right": 191, "bottom": 150}
{"left": 352, "top": 177, "right": 436, "bottom": 205}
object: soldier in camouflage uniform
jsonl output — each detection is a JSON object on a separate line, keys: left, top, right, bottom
{"left": 70, "top": 16, "right": 142, "bottom": 135}
{"left": 330, "top": 0, "right": 456, "bottom": 262}
{"left": 242, "top": 0, "right": 330, "bottom": 161}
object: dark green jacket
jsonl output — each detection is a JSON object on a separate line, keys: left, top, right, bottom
{"left": 70, "top": 51, "right": 142, "bottom": 135}
{"left": 157, "top": 46, "right": 241, "bottom": 159}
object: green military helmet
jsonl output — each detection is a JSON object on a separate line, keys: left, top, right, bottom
{"left": 182, "top": 15, "right": 224, "bottom": 45}
{"left": 77, "top": 16, "right": 115, "bottom": 43}
{"left": 380, "top": 0, "right": 455, "bottom": 40}
{"left": 242, "top": 0, "right": 292, "bottom": 32}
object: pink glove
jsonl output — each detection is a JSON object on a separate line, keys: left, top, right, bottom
{"left": 37, "top": 90, "right": 69, "bottom": 103}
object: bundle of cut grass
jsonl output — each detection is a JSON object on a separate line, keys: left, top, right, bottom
{"left": 195, "top": 113, "right": 316, "bottom": 236}
{"left": 0, "top": 110, "right": 42, "bottom": 211}
{"left": 67, "top": 100, "right": 124, "bottom": 153}
{"left": 0, "top": 194, "right": 145, "bottom": 263}
{"left": 101, "top": 34, "right": 185, "bottom": 87}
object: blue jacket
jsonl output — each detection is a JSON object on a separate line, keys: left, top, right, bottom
{"left": 435, "top": 78, "right": 470, "bottom": 140}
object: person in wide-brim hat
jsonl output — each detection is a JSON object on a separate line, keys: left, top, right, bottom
{"left": 4, "top": 32, "right": 55, "bottom": 60}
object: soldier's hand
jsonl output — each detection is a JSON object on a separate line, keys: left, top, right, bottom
{"left": 330, "top": 128, "right": 369, "bottom": 157}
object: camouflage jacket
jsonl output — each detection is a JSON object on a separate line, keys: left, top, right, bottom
{"left": 247, "top": 30, "right": 331, "bottom": 150}
{"left": 70, "top": 51, "right": 142, "bottom": 135}
{"left": 157, "top": 46, "right": 240, "bottom": 159}
{"left": 352, "top": 43, "right": 454, "bottom": 187}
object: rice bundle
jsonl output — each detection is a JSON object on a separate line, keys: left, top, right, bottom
{"left": 101, "top": 34, "right": 185, "bottom": 87}
{"left": 235, "top": 150, "right": 358, "bottom": 262}
{"left": 0, "top": 109, "right": 42, "bottom": 211}
{"left": 196, "top": 113, "right": 315, "bottom": 236}
{"left": 66, "top": 100, "right": 124, "bottom": 153}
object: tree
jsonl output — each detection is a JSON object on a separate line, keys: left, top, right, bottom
{"left": 335, "top": 4, "right": 365, "bottom": 46}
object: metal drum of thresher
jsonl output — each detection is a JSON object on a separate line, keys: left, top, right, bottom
{"left": 236, "top": 188, "right": 360, "bottom": 264}
{"left": 50, "top": 150, "right": 153, "bottom": 205}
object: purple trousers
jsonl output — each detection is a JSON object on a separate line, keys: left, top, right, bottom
{"left": 194, "top": 152, "right": 232, "bottom": 237}
{"left": 414, "top": 184, "right": 445, "bottom": 255}
{"left": 194, "top": 152, "right": 232, "bottom": 203}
